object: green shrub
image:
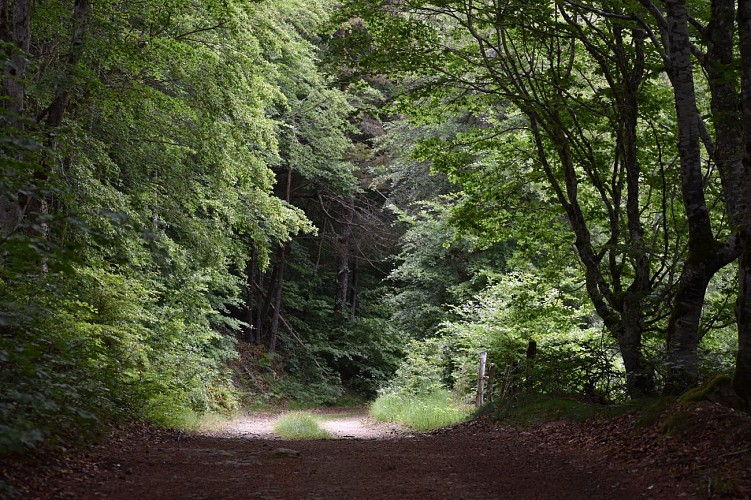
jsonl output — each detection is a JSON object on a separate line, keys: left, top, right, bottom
{"left": 273, "top": 412, "right": 333, "bottom": 440}
{"left": 0, "top": 263, "right": 241, "bottom": 455}
{"left": 370, "top": 389, "right": 468, "bottom": 431}
{"left": 384, "top": 338, "right": 449, "bottom": 396}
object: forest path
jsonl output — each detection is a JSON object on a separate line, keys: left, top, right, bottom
{"left": 216, "top": 407, "right": 403, "bottom": 440}
{"left": 16, "top": 412, "right": 705, "bottom": 499}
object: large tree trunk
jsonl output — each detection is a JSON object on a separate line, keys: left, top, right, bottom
{"left": 620, "top": 298, "right": 654, "bottom": 396}
{"left": 733, "top": 0, "right": 751, "bottom": 406}
{"left": 736, "top": 249, "right": 751, "bottom": 407}
{"left": 618, "top": 26, "right": 654, "bottom": 396}
{"left": 662, "top": 0, "right": 718, "bottom": 393}
{"left": 706, "top": 0, "right": 746, "bottom": 225}
{"left": 664, "top": 259, "right": 713, "bottom": 393}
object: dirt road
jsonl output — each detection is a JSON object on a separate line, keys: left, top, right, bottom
{"left": 217, "top": 408, "right": 402, "bottom": 440}
{"left": 15, "top": 410, "right": 704, "bottom": 499}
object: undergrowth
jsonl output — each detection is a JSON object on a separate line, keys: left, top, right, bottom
{"left": 370, "top": 389, "right": 469, "bottom": 431}
{"left": 273, "top": 412, "right": 333, "bottom": 440}
{"left": 493, "top": 394, "right": 668, "bottom": 426}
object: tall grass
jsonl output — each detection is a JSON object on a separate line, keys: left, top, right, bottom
{"left": 370, "top": 389, "right": 469, "bottom": 431}
{"left": 273, "top": 411, "right": 333, "bottom": 440}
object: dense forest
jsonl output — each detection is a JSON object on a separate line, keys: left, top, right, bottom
{"left": 2, "top": 0, "right": 750, "bottom": 455}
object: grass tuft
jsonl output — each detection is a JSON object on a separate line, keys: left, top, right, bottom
{"left": 273, "top": 412, "right": 333, "bottom": 440}
{"left": 370, "top": 389, "right": 468, "bottom": 431}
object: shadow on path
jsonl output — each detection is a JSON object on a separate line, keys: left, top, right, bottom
{"left": 25, "top": 414, "right": 693, "bottom": 499}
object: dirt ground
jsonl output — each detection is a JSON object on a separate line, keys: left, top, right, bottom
{"left": 217, "top": 408, "right": 402, "bottom": 440}
{"left": 6, "top": 406, "right": 724, "bottom": 500}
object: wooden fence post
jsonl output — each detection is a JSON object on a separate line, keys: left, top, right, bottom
{"left": 476, "top": 351, "right": 487, "bottom": 407}
{"left": 487, "top": 363, "right": 496, "bottom": 402}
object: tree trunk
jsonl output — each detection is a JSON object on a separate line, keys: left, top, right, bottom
{"left": 620, "top": 298, "right": 654, "bottom": 396}
{"left": 733, "top": 0, "right": 751, "bottom": 406}
{"left": 334, "top": 197, "right": 354, "bottom": 318}
{"left": 269, "top": 166, "right": 293, "bottom": 354}
{"left": 243, "top": 249, "right": 258, "bottom": 343}
{"left": 334, "top": 253, "right": 350, "bottom": 317}
{"left": 664, "top": 259, "right": 711, "bottom": 393}
{"left": 617, "top": 27, "right": 654, "bottom": 396}
{"left": 662, "top": 0, "right": 718, "bottom": 393}
{"left": 349, "top": 255, "right": 359, "bottom": 320}
{"left": 258, "top": 266, "right": 279, "bottom": 344}
{"left": 254, "top": 271, "right": 268, "bottom": 345}
{"left": 735, "top": 248, "right": 751, "bottom": 407}
{"left": 706, "top": 0, "right": 746, "bottom": 226}
{"left": 268, "top": 245, "right": 286, "bottom": 354}
{"left": 44, "top": 0, "right": 90, "bottom": 129}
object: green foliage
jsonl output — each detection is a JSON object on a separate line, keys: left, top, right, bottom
{"left": 273, "top": 411, "right": 333, "bottom": 440}
{"left": 434, "top": 268, "right": 625, "bottom": 401}
{"left": 228, "top": 343, "right": 345, "bottom": 409}
{"left": 0, "top": 263, "right": 241, "bottom": 453}
{"left": 698, "top": 268, "right": 738, "bottom": 379}
{"left": 1, "top": 0, "right": 355, "bottom": 455}
{"left": 385, "top": 338, "right": 450, "bottom": 395}
{"left": 337, "top": 0, "right": 724, "bottom": 401}
{"left": 493, "top": 395, "right": 615, "bottom": 426}
{"left": 370, "top": 389, "right": 468, "bottom": 431}
{"left": 386, "top": 196, "right": 511, "bottom": 341}
{"left": 272, "top": 375, "right": 346, "bottom": 409}
{"left": 4, "top": 0, "right": 745, "bottom": 459}
{"left": 274, "top": 237, "right": 403, "bottom": 399}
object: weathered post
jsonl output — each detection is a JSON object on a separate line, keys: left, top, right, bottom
{"left": 476, "top": 351, "right": 488, "bottom": 407}
{"left": 501, "top": 364, "right": 514, "bottom": 398}
{"left": 487, "top": 363, "right": 496, "bottom": 402}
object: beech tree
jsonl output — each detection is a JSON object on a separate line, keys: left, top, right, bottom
{"left": 336, "top": 0, "right": 689, "bottom": 396}
{"left": 618, "top": 0, "right": 751, "bottom": 399}
{"left": 337, "top": 0, "right": 751, "bottom": 400}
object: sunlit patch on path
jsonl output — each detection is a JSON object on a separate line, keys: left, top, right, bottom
{"left": 214, "top": 408, "right": 403, "bottom": 440}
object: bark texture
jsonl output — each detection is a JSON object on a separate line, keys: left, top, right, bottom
{"left": 733, "top": 0, "right": 751, "bottom": 406}
{"left": 662, "top": 0, "right": 718, "bottom": 393}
